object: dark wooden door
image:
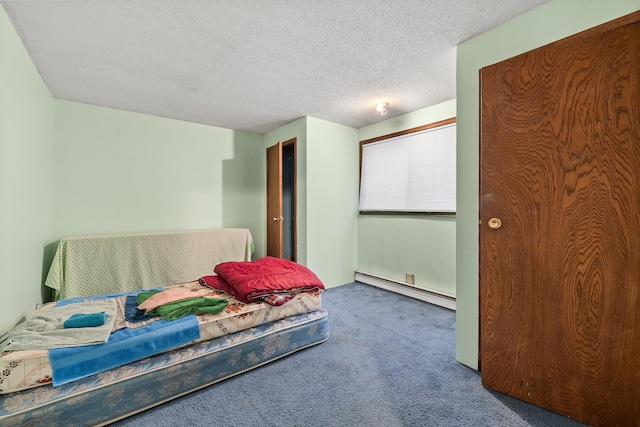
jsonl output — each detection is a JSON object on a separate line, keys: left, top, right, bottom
{"left": 266, "top": 141, "right": 283, "bottom": 258}
{"left": 480, "top": 12, "right": 640, "bottom": 427}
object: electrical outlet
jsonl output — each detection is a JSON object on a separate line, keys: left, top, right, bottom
{"left": 406, "top": 273, "right": 415, "bottom": 285}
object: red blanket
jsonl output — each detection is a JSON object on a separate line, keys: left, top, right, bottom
{"left": 199, "top": 257, "right": 324, "bottom": 305}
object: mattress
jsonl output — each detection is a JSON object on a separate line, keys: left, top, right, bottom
{"left": 0, "top": 308, "right": 329, "bottom": 427}
{"left": 0, "top": 281, "right": 321, "bottom": 394}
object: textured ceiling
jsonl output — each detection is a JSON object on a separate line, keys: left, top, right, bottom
{"left": 2, "top": 0, "right": 549, "bottom": 134}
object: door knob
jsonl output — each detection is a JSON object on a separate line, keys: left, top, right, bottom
{"left": 273, "top": 216, "right": 284, "bottom": 222}
{"left": 488, "top": 218, "right": 502, "bottom": 229}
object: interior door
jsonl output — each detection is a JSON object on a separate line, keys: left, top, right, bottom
{"left": 480, "top": 13, "right": 640, "bottom": 427}
{"left": 266, "top": 141, "right": 283, "bottom": 258}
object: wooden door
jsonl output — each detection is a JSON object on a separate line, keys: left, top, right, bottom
{"left": 266, "top": 141, "right": 283, "bottom": 258}
{"left": 480, "top": 12, "right": 640, "bottom": 427}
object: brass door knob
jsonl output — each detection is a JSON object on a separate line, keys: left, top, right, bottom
{"left": 488, "top": 218, "right": 502, "bottom": 229}
{"left": 273, "top": 216, "right": 284, "bottom": 222}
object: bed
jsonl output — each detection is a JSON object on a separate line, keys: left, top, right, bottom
{"left": 0, "top": 230, "right": 329, "bottom": 426}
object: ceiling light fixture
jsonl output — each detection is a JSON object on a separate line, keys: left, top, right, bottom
{"left": 376, "top": 101, "right": 389, "bottom": 116}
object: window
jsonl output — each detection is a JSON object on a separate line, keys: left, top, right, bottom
{"left": 359, "top": 118, "right": 456, "bottom": 213}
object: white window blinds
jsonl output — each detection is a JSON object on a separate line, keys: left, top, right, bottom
{"left": 359, "top": 122, "right": 456, "bottom": 213}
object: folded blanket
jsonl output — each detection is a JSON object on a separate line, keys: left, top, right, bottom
{"left": 63, "top": 312, "right": 107, "bottom": 328}
{"left": 0, "top": 300, "right": 117, "bottom": 353}
{"left": 49, "top": 314, "right": 200, "bottom": 386}
{"left": 109, "top": 295, "right": 161, "bottom": 331}
{"left": 137, "top": 287, "right": 212, "bottom": 312}
{"left": 152, "top": 298, "right": 228, "bottom": 321}
{"left": 136, "top": 291, "right": 228, "bottom": 321}
{"left": 125, "top": 295, "right": 158, "bottom": 323}
{"left": 201, "top": 257, "right": 324, "bottom": 305}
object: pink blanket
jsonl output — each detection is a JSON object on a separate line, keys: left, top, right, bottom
{"left": 137, "top": 287, "right": 212, "bottom": 312}
{"left": 199, "top": 257, "right": 324, "bottom": 305}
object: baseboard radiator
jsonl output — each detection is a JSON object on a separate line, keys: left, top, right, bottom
{"left": 354, "top": 271, "right": 456, "bottom": 311}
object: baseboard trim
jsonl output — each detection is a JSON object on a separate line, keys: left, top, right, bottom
{"left": 354, "top": 271, "right": 456, "bottom": 311}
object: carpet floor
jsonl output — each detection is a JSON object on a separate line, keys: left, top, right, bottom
{"left": 111, "top": 282, "right": 588, "bottom": 427}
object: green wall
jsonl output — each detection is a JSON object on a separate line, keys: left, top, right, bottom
{"left": 263, "top": 117, "right": 308, "bottom": 264}
{"left": 53, "top": 100, "right": 265, "bottom": 253}
{"left": 456, "top": 0, "right": 640, "bottom": 369}
{"left": 263, "top": 117, "right": 359, "bottom": 288}
{"left": 306, "top": 117, "right": 359, "bottom": 288}
{"left": 357, "top": 99, "right": 456, "bottom": 295}
{"left": 0, "top": 6, "right": 54, "bottom": 333}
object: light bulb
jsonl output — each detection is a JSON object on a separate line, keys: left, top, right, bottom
{"left": 376, "top": 102, "right": 388, "bottom": 116}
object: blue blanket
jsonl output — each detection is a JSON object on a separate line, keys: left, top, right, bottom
{"left": 49, "top": 313, "right": 200, "bottom": 386}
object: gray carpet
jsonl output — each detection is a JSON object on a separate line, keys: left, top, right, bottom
{"left": 111, "top": 282, "right": 587, "bottom": 427}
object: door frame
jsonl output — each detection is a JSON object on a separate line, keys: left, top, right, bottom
{"left": 266, "top": 141, "right": 283, "bottom": 258}
{"left": 282, "top": 137, "right": 297, "bottom": 261}
{"left": 266, "top": 138, "right": 297, "bottom": 260}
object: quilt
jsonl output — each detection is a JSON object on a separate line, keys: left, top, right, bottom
{"left": 200, "top": 257, "right": 324, "bottom": 305}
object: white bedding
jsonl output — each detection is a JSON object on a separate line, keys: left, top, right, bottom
{"left": 0, "top": 300, "right": 117, "bottom": 353}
